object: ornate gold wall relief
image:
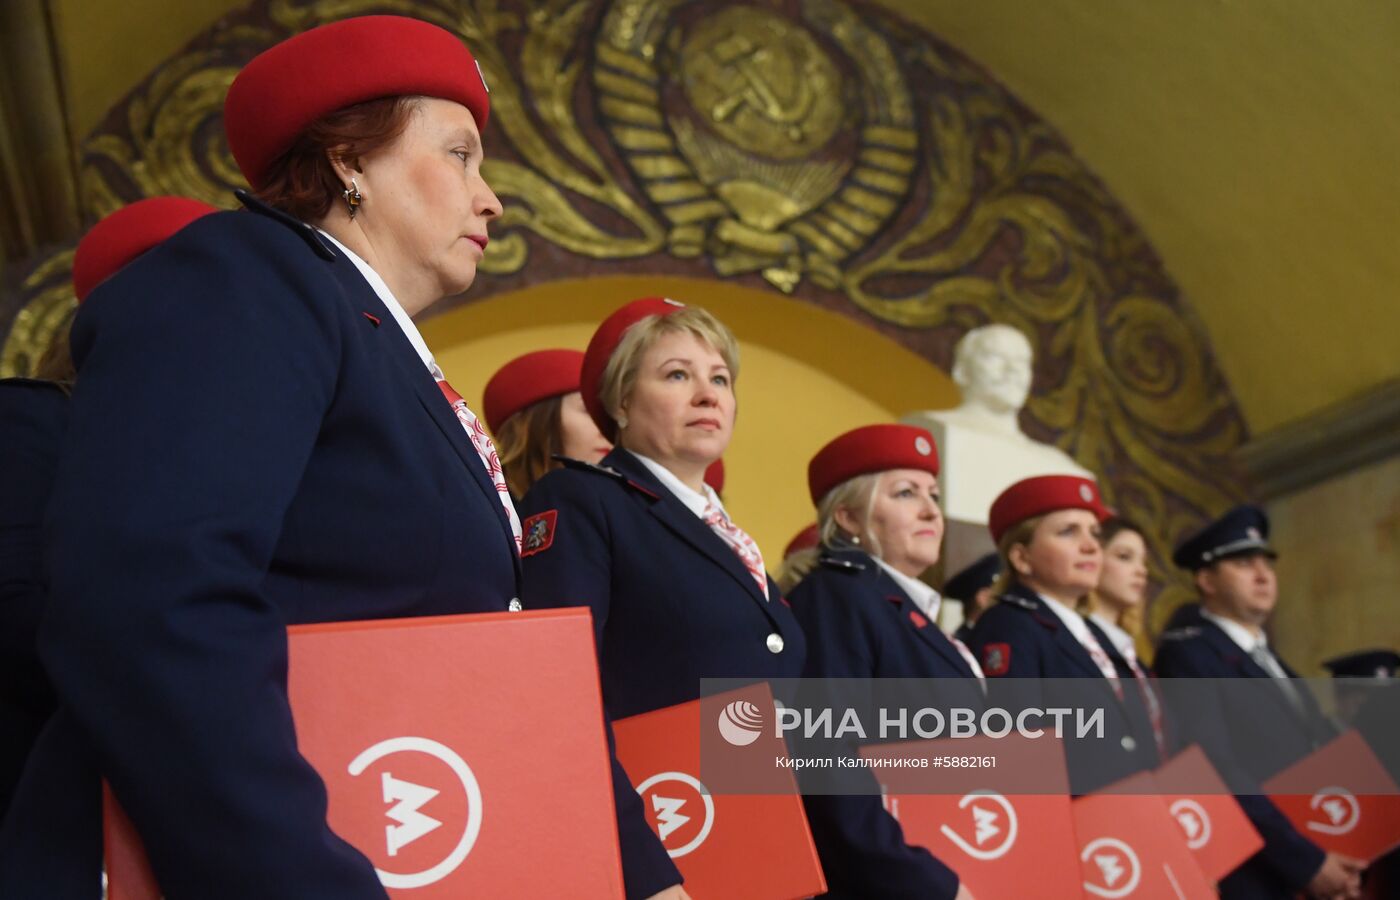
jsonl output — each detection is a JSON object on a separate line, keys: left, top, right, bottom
{"left": 0, "top": 0, "right": 1248, "bottom": 636}
{"left": 591, "top": 0, "right": 916, "bottom": 290}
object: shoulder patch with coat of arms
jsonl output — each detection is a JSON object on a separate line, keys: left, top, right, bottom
{"left": 521, "top": 509, "right": 557, "bottom": 557}
{"left": 982, "top": 642, "right": 1012, "bottom": 676}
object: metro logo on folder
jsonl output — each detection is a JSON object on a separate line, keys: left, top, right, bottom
{"left": 862, "top": 735, "right": 1082, "bottom": 899}
{"left": 1153, "top": 745, "right": 1264, "bottom": 882}
{"left": 1071, "top": 772, "right": 1216, "bottom": 899}
{"left": 1263, "top": 730, "right": 1400, "bottom": 863}
{"left": 612, "top": 684, "right": 827, "bottom": 900}
{"left": 105, "top": 609, "right": 624, "bottom": 900}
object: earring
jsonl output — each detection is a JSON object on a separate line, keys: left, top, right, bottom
{"left": 616, "top": 415, "right": 628, "bottom": 430}
{"left": 343, "top": 178, "right": 362, "bottom": 219}
{"left": 850, "top": 534, "right": 861, "bottom": 546}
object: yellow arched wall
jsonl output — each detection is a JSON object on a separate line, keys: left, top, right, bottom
{"left": 420, "top": 275, "right": 960, "bottom": 557}
{"left": 45, "top": 0, "right": 1400, "bottom": 435}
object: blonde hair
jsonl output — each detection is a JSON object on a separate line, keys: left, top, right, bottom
{"left": 990, "top": 514, "right": 1044, "bottom": 598}
{"left": 776, "top": 547, "right": 821, "bottom": 594}
{"left": 815, "top": 472, "right": 883, "bottom": 556}
{"left": 598, "top": 305, "right": 740, "bottom": 435}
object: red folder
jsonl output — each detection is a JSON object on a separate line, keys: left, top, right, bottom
{"left": 612, "top": 684, "right": 827, "bottom": 900}
{"left": 1153, "top": 745, "right": 1264, "bottom": 882}
{"left": 1263, "top": 730, "right": 1400, "bottom": 863}
{"left": 861, "top": 735, "right": 1083, "bottom": 899}
{"left": 105, "top": 609, "right": 624, "bottom": 899}
{"left": 1072, "top": 773, "right": 1216, "bottom": 899}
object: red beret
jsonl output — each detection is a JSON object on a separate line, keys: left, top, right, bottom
{"left": 784, "top": 523, "right": 821, "bottom": 559}
{"left": 704, "top": 459, "right": 725, "bottom": 494}
{"left": 580, "top": 297, "right": 687, "bottom": 439}
{"left": 224, "top": 16, "right": 491, "bottom": 190}
{"left": 481, "top": 349, "right": 584, "bottom": 434}
{"left": 807, "top": 424, "right": 940, "bottom": 505}
{"left": 72, "top": 197, "right": 219, "bottom": 302}
{"left": 988, "top": 475, "right": 1109, "bottom": 544}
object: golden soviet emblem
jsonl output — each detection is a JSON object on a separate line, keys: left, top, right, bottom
{"left": 596, "top": 0, "right": 917, "bottom": 292}
{"left": 679, "top": 7, "right": 843, "bottom": 159}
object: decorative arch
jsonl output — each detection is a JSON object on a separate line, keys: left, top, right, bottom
{"left": 0, "top": 0, "right": 1247, "bottom": 634}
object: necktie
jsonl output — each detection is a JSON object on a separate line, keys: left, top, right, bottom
{"left": 949, "top": 636, "right": 987, "bottom": 691}
{"left": 1075, "top": 629, "right": 1125, "bottom": 702}
{"left": 1121, "top": 650, "right": 1167, "bottom": 757}
{"left": 436, "top": 376, "right": 522, "bottom": 554}
{"left": 702, "top": 502, "right": 769, "bottom": 600}
{"left": 1250, "top": 642, "right": 1308, "bottom": 719}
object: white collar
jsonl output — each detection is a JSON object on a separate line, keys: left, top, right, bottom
{"left": 874, "top": 557, "right": 942, "bottom": 623}
{"left": 1089, "top": 611, "right": 1136, "bottom": 659}
{"left": 1200, "top": 609, "right": 1266, "bottom": 654}
{"left": 626, "top": 450, "right": 724, "bottom": 521}
{"left": 318, "top": 229, "right": 435, "bottom": 373}
{"left": 1037, "top": 592, "right": 1098, "bottom": 646}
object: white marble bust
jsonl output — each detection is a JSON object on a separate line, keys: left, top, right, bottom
{"left": 902, "top": 324, "right": 1091, "bottom": 525}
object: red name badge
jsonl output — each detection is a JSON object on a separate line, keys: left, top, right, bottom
{"left": 861, "top": 734, "right": 1083, "bottom": 899}
{"left": 1263, "top": 730, "right": 1400, "bottom": 863}
{"left": 612, "top": 684, "right": 827, "bottom": 900}
{"left": 1072, "top": 772, "right": 1216, "bottom": 899}
{"left": 1154, "top": 745, "right": 1264, "bottom": 882}
{"left": 105, "top": 609, "right": 624, "bottom": 900}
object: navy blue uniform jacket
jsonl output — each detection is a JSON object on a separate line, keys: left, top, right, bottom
{"left": 0, "top": 382, "right": 100, "bottom": 900}
{"left": 967, "top": 583, "right": 1161, "bottom": 793}
{"left": 788, "top": 548, "right": 984, "bottom": 899}
{"left": 1154, "top": 618, "right": 1335, "bottom": 898}
{"left": 1, "top": 194, "right": 520, "bottom": 900}
{"left": 519, "top": 448, "right": 806, "bottom": 899}
{"left": 0, "top": 379, "right": 66, "bottom": 820}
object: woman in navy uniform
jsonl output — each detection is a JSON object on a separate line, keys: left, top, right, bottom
{"left": 0, "top": 197, "right": 217, "bottom": 896}
{"left": 1081, "top": 517, "right": 1148, "bottom": 649}
{"left": 1154, "top": 506, "right": 1361, "bottom": 900}
{"left": 788, "top": 424, "right": 982, "bottom": 900}
{"left": 966, "top": 475, "right": 1161, "bottom": 793}
{"left": 4, "top": 18, "right": 521, "bottom": 900}
{"left": 482, "top": 348, "right": 612, "bottom": 497}
{"left": 519, "top": 296, "right": 805, "bottom": 900}
{"left": 1, "top": 198, "right": 215, "bottom": 821}
{"left": 1081, "top": 517, "right": 1167, "bottom": 759}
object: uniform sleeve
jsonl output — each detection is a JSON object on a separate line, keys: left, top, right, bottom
{"left": 788, "top": 572, "right": 961, "bottom": 899}
{"left": 519, "top": 474, "right": 682, "bottom": 899}
{"left": 38, "top": 222, "right": 387, "bottom": 899}
{"left": 0, "top": 383, "right": 65, "bottom": 798}
{"left": 518, "top": 470, "right": 614, "bottom": 643}
{"left": 1153, "top": 642, "right": 1326, "bottom": 890}
{"left": 0, "top": 709, "right": 101, "bottom": 896}
{"left": 0, "top": 384, "right": 65, "bottom": 681}
{"left": 788, "top": 568, "right": 878, "bottom": 678}
{"left": 966, "top": 603, "right": 1043, "bottom": 677}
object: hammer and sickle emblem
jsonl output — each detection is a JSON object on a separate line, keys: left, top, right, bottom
{"left": 705, "top": 34, "right": 816, "bottom": 141}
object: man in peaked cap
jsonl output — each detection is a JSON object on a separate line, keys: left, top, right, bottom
{"left": 1154, "top": 505, "right": 1364, "bottom": 899}
{"left": 942, "top": 551, "right": 1000, "bottom": 644}
{"left": 1324, "top": 649, "right": 1400, "bottom": 776}
{"left": 1324, "top": 649, "right": 1400, "bottom": 729}
{"left": 1323, "top": 650, "right": 1400, "bottom": 681}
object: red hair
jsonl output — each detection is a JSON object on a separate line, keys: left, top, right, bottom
{"left": 252, "top": 96, "right": 417, "bottom": 221}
